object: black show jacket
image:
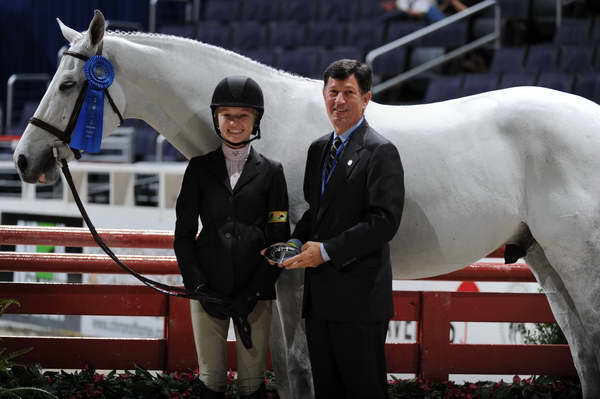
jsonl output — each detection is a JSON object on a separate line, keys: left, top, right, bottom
{"left": 174, "top": 147, "right": 290, "bottom": 299}
{"left": 293, "top": 121, "right": 404, "bottom": 322}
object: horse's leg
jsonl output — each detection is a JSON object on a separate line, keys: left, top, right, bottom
{"left": 272, "top": 269, "right": 314, "bottom": 399}
{"left": 526, "top": 242, "right": 599, "bottom": 398}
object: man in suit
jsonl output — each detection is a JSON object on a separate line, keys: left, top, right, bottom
{"left": 282, "top": 59, "right": 404, "bottom": 398}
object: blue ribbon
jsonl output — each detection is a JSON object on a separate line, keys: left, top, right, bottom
{"left": 70, "top": 56, "right": 115, "bottom": 153}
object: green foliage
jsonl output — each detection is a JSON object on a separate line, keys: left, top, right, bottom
{"left": 0, "top": 300, "right": 32, "bottom": 372}
{"left": 515, "top": 321, "right": 568, "bottom": 345}
{"left": 0, "top": 364, "right": 582, "bottom": 398}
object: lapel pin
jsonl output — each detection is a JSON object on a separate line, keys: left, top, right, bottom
{"left": 347, "top": 160, "right": 353, "bottom": 166}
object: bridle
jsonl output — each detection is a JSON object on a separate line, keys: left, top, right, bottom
{"left": 28, "top": 42, "right": 124, "bottom": 157}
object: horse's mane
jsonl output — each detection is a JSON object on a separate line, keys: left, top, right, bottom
{"left": 105, "top": 29, "right": 318, "bottom": 84}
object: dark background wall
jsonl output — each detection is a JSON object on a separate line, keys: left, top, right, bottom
{"left": 0, "top": 0, "right": 149, "bottom": 131}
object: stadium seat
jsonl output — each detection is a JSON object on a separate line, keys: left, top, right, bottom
{"left": 524, "top": 45, "right": 559, "bottom": 73}
{"left": 462, "top": 74, "right": 500, "bottom": 96}
{"left": 203, "top": 0, "right": 240, "bottom": 22}
{"left": 418, "top": 22, "right": 468, "bottom": 47}
{"left": 423, "top": 76, "right": 462, "bottom": 103}
{"left": 158, "top": 24, "right": 195, "bottom": 39}
{"left": 279, "top": 0, "right": 318, "bottom": 22}
{"left": 196, "top": 21, "right": 230, "bottom": 48}
{"left": 318, "top": 0, "right": 359, "bottom": 21}
{"left": 357, "top": 0, "right": 388, "bottom": 19}
{"left": 231, "top": 21, "right": 267, "bottom": 50}
{"left": 553, "top": 18, "right": 592, "bottom": 45}
{"left": 239, "top": 0, "right": 279, "bottom": 22}
{"left": 346, "top": 19, "right": 385, "bottom": 53}
{"left": 573, "top": 73, "right": 600, "bottom": 103}
{"left": 536, "top": 72, "right": 575, "bottom": 93}
{"left": 498, "top": 0, "right": 530, "bottom": 19}
{"left": 277, "top": 47, "right": 321, "bottom": 78}
{"left": 306, "top": 21, "right": 345, "bottom": 48}
{"left": 498, "top": 72, "right": 536, "bottom": 89}
{"left": 239, "top": 48, "right": 277, "bottom": 68}
{"left": 371, "top": 47, "right": 407, "bottom": 78}
{"left": 319, "top": 46, "right": 363, "bottom": 73}
{"left": 489, "top": 47, "right": 526, "bottom": 73}
{"left": 269, "top": 21, "right": 306, "bottom": 48}
{"left": 386, "top": 20, "right": 426, "bottom": 43}
{"left": 558, "top": 46, "right": 595, "bottom": 74}
{"left": 591, "top": 17, "right": 600, "bottom": 44}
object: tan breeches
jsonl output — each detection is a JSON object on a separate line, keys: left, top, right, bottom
{"left": 190, "top": 300, "right": 272, "bottom": 395}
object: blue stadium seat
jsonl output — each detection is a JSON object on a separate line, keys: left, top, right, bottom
{"left": 319, "top": 46, "right": 363, "bottom": 73}
{"left": 462, "top": 74, "right": 499, "bottom": 96}
{"left": 386, "top": 21, "right": 426, "bottom": 43}
{"left": 239, "top": 0, "right": 279, "bottom": 22}
{"left": 318, "top": 0, "right": 359, "bottom": 21}
{"left": 489, "top": 47, "right": 526, "bottom": 73}
{"left": 269, "top": 21, "right": 306, "bottom": 48}
{"left": 231, "top": 22, "right": 267, "bottom": 50}
{"left": 277, "top": 47, "right": 321, "bottom": 78}
{"left": 591, "top": 17, "right": 600, "bottom": 44}
{"left": 196, "top": 21, "right": 230, "bottom": 48}
{"left": 418, "top": 22, "right": 468, "bottom": 47}
{"left": 306, "top": 21, "right": 345, "bottom": 48}
{"left": 498, "top": 0, "right": 530, "bottom": 19}
{"left": 346, "top": 19, "right": 385, "bottom": 53}
{"left": 357, "top": 0, "right": 387, "bottom": 19}
{"left": 573, "top": 73, "right": 600, "bottom": 103}
{"left": 536, "top": 72, "right": 575, "bottom": 93}
{"left": 423, "top": 76, "right": 462, "bottom": 103}
{"left": 239, "top": 48, "right": 277, "bottom": 68}
{"left": 558, "top": 46, "right": 595, "bottom": 73}
{"left": 553, "top": 18, "right": 592, "bottom": 45}
{"left": 524, "top": 45, "right": 559, "bottom": 73}
{"left": 280, "top": 0, "right": 318, "bottom": 22}
{"left": 203, "top": 0, "right": 240, "bottom": 22}
{"left": 371, "top": 47, "right": 407, "bottom": 78}
{"left": 498, "top": 72, "right": 536, "bottom": 89}
{"left": 158, "top": 24, "right": 195, "bottom": 39}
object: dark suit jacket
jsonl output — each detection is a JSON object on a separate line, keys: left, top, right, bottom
{"left": 293, "top": 120, "right": 404, "bottom": 322}
{"left": 174, "top": 147, "right": 290, "bottom": 299}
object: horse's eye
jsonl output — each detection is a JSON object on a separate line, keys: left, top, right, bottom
{"left": 59, "top": 81, "right": 77, "bottom": 91}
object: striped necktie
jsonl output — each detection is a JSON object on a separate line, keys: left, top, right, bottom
{"left": 324, "top": 136, "right": 343, "bottom": 180}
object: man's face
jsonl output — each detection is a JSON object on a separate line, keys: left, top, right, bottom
{"left": 216, "top": 106, "right": 256, "bottom": 148}
{"left": 323, "top": 74, "right": 372, "bottom": 134}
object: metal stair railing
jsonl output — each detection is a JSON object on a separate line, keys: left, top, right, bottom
{"left": 366, "top": 0, "right": 499, "bottom": 95}
{"left": 6, "top": 73, "right": 50, "bottom": 131}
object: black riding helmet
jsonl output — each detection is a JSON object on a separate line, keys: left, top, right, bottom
{"left": 210, "top": 76, "right": 264, "bottom": 147}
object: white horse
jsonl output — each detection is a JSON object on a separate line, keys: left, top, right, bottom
{"left": 13, "top": 10, "right": 600, "bottom": 398}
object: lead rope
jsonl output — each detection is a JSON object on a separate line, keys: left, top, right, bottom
{"left": 58, "top": 155, "right": 227, "bottom": 304}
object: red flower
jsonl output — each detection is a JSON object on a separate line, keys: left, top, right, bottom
{"left": 93, "top": 374, "right": 104, "bottom": 383}
{"left": 513, "top": 376, "right": 521, "bottom": 384}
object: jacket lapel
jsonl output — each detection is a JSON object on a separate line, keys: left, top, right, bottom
{"left": 234, "top": 147, "right": 261, "bottom": 193}
{"left": 206, "top": 148, "right": 233, "bottom": 194}
{"left": 316, "top": 121, "right": 368, "bottom": 224}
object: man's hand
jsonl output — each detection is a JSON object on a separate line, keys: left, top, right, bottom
{"left": 281, "top": 241, "right": 325, "bottom": 269}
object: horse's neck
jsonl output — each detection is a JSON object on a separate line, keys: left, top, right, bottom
{"left": 105, "top": 33, "right": 321, "bottom": 158}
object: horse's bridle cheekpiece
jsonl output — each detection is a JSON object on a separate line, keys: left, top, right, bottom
{"left": 28, "top": 41, "right": 229, "bottom": 308}
{"left": 29, "top": 42, "right": 124, "bottom": 158}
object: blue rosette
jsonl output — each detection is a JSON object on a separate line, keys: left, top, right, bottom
{"left": 71, "top": 56, "right": 116, "bottom": 153}
{"left": 84, "top": 55, "right": 115, "bottom": 89}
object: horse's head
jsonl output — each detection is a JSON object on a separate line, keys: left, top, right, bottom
{"left": 13, "top": 10, "right": 124, "bottom": 184}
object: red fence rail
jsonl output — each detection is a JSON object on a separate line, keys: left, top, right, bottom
{"left": 0, "top": 226, "right": 576, "bottom": 380}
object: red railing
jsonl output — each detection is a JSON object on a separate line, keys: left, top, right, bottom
{"left": 0, "top": 226, "right": 576, "bottom": 379}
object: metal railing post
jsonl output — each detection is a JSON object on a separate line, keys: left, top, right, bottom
{"left": 149, "top": 0, "right": 159, "bottom": 32}
{"left": 6, "top": 73, "right": 50, "bottom": 130}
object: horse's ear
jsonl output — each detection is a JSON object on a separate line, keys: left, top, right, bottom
{"left": 57, "top": 18, "right": 82, "bottom": 44}
{"left": 86, "top": 10, "right": 106, "bottom": 48}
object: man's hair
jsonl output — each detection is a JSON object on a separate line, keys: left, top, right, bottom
{"left": 323, "top": 59, "right": 372, "bottom": 94}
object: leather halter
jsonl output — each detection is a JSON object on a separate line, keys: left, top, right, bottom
{"left": 28, "top": 42, "right": 124, "bottom": 153}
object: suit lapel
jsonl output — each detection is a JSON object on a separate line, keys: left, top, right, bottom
{"left": 316, "top": 122, "right": 368, "bottom": 224}
{"left": 206, "top": 148, "right": 233, "bottom": 194}
{"left": 234, "top": 147, "right": 261, "bottom": 193}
